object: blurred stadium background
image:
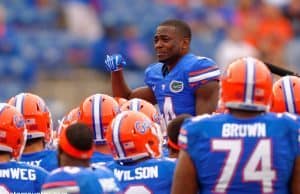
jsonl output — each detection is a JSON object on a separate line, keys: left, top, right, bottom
{"left": 0, "top": 0, "right": 299, "bottom": 127}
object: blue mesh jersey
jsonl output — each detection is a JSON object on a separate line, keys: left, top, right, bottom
{"left": 20, "top": 149, "right": 58, "bottom": 172}
{"left": 144, "top": 53, "right": 220, "bottom": 123}
{"left": 179, "top": 113, "right": 300, "bottom": 194}
{"left": 92, "top": 165, "right": 122, "bottom": 194}
{"left": 106, "top": 158, "right": 176, "bottom": 194}
{"left": 91, "top": 151, "right": 114, "bottom": 167}
{"left": 42, "top": 167, "right": 104, "bottom": 194}
{"left": 0, "top": 161, "right": 48, "bottom": 193}
{"left": 162, "top": 145, "right": 169, "bottom": 157}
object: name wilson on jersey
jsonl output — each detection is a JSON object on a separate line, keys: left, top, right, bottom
{"left": 114, "top": 166, "right": 158, "bottom": 181}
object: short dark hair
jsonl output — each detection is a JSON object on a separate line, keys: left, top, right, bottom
{"left": 159, "top": 19, "right": 192, "bottom": 40}
{"left": 65, "top": 123, "right": 93, "bottom": 151}
{"left": 167, "top": 114, "right": 192, "bottom": 145}
{"left": 25, "top": 137, "right": 44, "bottom": 146}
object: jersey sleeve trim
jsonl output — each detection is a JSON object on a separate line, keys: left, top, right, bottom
{"left": 178, "top": 128, "right": 188, "bottom": 149}
{"left": 189, "top": 65, "right": 218, "bottom": 76}
{"left": 298, "top": 129, "right": 300, "bottom": 156}
{"left": 42, "top": 181, "right": 77, "bottom": 189}
{"left": 188, "top": 67, "right": 220, "bottom": 84}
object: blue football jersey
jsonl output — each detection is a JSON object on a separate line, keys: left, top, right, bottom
{"left": 162, "top": 145, "right": 169, "bottom": 157}
{"left": 20, "top": 149, "right": 58, "bottom": 172}
{"left": 179, "top": 113, "right": 300, "bottom": 194}
{"left": 42, "top": 166, "right": 104, "bottom": 194}
{"left": 0, "top": 161, "right": 48, "bottom": 193}
{"left": 106, "top": 158, "right": 176, "bottom": 194}
{"left": 92, "top": 165, "right": 122, "bottom": 194}
{"left": 144, "top": 53, "right": 220, "bottom": 124}
{"left": 91, "top": 151, "right": 114, "bottom": 167}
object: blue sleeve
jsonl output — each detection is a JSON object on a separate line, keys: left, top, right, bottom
{"left": 187, "top": 57, "right": 220, "bottom": 90}
{"left": 144, "top": 63, "right": 162, "bottom": 88}
{"left": 35, "top": 167, "right": 49, "bottom": 192}
{"left": 94, "top": 166, "right": 122, "bottom": 193}
{"left": 78, "top": 170, "right": 104, "bottom": 194}
{"left": 178, "top": 115, "right": 212, "bottom": 157}
{"left": 144, "top": 65, "right": 152, "bottom": 88}
{"left": 283, "top": 113, "right": 300, "bottom": 157}
{"left": 178, "top": 120, "right": 199, "bottom": 154}
{"left": 297, "top": 128, "right": 300, "bottom": 156}
{"left": 295, "top": 117, "right": 300, "bottom": 156}
{"left": 288, "top": 120, "right": 300, "bottom": 157}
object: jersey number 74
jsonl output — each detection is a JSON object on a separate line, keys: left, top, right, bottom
{"left": 211, "top": 139, "right": 276, "bottom": 193}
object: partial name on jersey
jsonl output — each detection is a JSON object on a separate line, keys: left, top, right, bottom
{"left": 114, "top": 166, "right": 158, "bottom": 181}
{"left": 0, "top": 168, "right": 37, "bottom": 180}
{"left": 21, "top": 160, "right": 42, "bottom": 167}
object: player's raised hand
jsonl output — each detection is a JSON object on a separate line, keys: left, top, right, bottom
{"left": 105, "top": 54, "right": 127, "bottom": 72}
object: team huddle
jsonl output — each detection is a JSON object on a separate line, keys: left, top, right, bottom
{"left": 0, "top": 19, "right": 299, "bottom": 194}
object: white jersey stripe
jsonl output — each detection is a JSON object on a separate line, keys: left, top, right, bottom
{"left": 188, "top": 69, "right": 220, "bottom": 83}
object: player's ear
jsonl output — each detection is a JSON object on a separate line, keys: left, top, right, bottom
{"left": 181, "top": 37, "right": 190, "bottom": 51}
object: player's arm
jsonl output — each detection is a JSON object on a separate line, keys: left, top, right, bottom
{"left": 171, "top": 150, "right": 199, "bottom": 194}
{"left": 291, "top": 157, "right": 300, "bottom": 193}
{"left": 111, "top": 71, "right": 156, "bottom": 103}
{"left": 195, "top": 80, "right": 219, "bottom": 115}
{"left": 130, "top": 86, "right": 157, "bottom": 104}
{"left": 110, "top": 70, "right": 132, "bottom": 98}
{"left": 188, "top": 58, "right": 220, "bottom": 115}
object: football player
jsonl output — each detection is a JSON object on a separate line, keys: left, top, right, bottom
{"left": 51, "top": 122, "right": 121, "bottom": 193}
{"left": 8, "top": 92, "right": 58, "bottom": 172}
{"left": 78, "top": 93, "right": 119, "bottom": 166}
{"left": 119, "top": 98, "right": 166, "bottom": 154}
{"left": 269, "top": 75, "right": 300, "bottom": 193}
{"left": 42, "top": 166, "right": 104, "bottom": 194}
{"left": 106, "top": 110, "right": 175, "bottom": 194}
{"left": 105, "top": 19, "right": 220, "bottom": 127}
{"left": 0, "top": 103, "right": 48, "bottom": 193}
{"left": 172, "top": 57, "right": 300, "bottom": 194}
{"left": 270, "top": 75, "right": 300, "bottom": 114}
